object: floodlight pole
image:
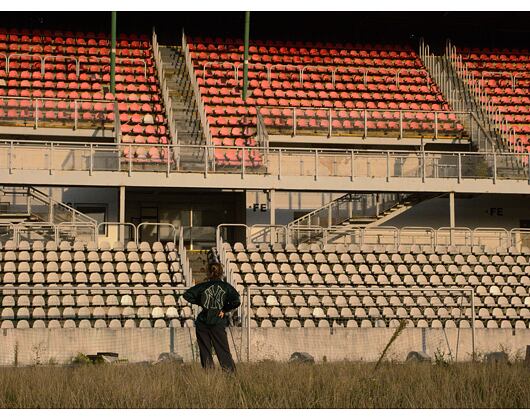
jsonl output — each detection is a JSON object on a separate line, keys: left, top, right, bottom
{"left": 242, "top": 11, "right": 251, "bottom": 101}
{"left": 111, "top": 11, "right": 117, "bottom": 95}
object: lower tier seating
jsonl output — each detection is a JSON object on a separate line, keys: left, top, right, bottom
{"left": 0, "top": 239, "right": 191, "bottom": 328}
{"left": 224, "top": 241, "right": 530, "bottom": 328}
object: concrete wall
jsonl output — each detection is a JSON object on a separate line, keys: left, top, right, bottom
{"left": 41, "top": 187, "right": 530, "bottom": 235}
{"left": 1, "top": 327, "right": 529, "bottom": 366}
{"left": 384, "top": 194, "right": 530, "bottom": 230}
{"left": 246, "top": 191, "right": 530, "bottom": 230}
{"left": 246, "top": 191, "right": 346, "bottom": 225}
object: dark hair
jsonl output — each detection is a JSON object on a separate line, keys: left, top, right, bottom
{"left": 207, "top": 262, "right": 224, "bottom": 280}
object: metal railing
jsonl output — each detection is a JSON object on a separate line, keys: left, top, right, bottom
{"left": 216, "top": 223, "right": 528, "bottom": 251}
{"left": 256, "top": 108, "right": 269, "bottom": 150}
{"left": 0, "top": 221, "right": 193, "bottom": 285}
{"left": 419, "top": 41, "right": 501, "bottom": 155}
{"left": 2, "top": 140, "right": 530, "bottom": 181}
{"left": 182, "top": 31, "right": 212, "bottom": 148}
{"left": 240, "top": 285, "right": 476, "bottom": 362}
{"left": 444, "top": 41, "right": 519, "bottom": 152}
{"left": 0, "top": 221, "right": 96, "bottom": 244}
{"left": 194, "top": 60, "right": 433, "bottom": 90}
{"left": 0, "top": 96, "right": 117, "bottom": 133}
{"left": 0, "top": 52, "right": 147, "bottom": 79}
{"left": 0, "top": 186, "right": 97, "bottom": 226}
{"left": 258, "top": 106, "right": 475, "bottom": 141}
{"left": 152, "top": 29, "right": 178, "bottom": 145}
{"left": 287, "top": 193, "right": 403, "bottom": 232}
{"left": 178, "top": 227, "right": 193, "bottom": 287}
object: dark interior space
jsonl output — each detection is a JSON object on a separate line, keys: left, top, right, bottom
{"left": 1, "top": 11, "right": 530, "bottom": 53}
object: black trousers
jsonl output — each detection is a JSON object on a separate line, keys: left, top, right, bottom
{"left": 195, "top": 323, "right": 236, "bottom": 372}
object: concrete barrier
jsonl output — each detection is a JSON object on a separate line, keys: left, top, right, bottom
{"left": 0, "top": 327, "right": 529, "bottom": 365}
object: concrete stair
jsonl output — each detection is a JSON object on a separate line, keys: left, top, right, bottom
{"left": 187, "top": 250, "right": 209, "bottom": 284}
{"left": 158, "top": 45, "right": 207, "bottom": 171}
{"left": 425, "top": 52, "right": 525, "bottom": 178}
{"left": 335, "top": 192, "right": 440, "bottom": 229}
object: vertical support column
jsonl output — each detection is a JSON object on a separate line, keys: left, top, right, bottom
{"left": 48, "top": 194, "right": 54, "bottom": 223}
{"left": 327, "top": 198, "right": 332, "bottom": 228}
{"left": 119, "top": 186, "right": 125, "bottom": 243}
{"left": 110, "top": 11, "right": 117, "bottom": 95}
{"left": 26, "top": 190, "right": 31, "bottom": 215}
{"left": 269, "top": 189, "right": 276, "bottom": 226}
{"left": 190, "top": 208, "right": 194, "bottom": 251}
{"left": 449, "top": 191, "right": 455, "bottom": 245}
{"left": 471, "top": 289, "right": 476, "bottom": 361}
{"left": 242, "top": 11, "right": 250, "bottom": 101}
{"left": 246, "top": 286, "right": 251, "bottom": 362}
{"left": 292, "top": 107, "right": 297, "bottom": 137}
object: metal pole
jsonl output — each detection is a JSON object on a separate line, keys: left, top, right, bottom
{"left": 246, "top": 286, "right": 251, "bottom": 362}
{"left": 110, "top": 11, "right": 117, "bottom": 95}
{"left": 471, "top": 289, "right": 476, "bottom": 361}
{"left": 269, "top": 190, "right": 276, "bottom": 226}
{"left": 119, "top": 186, "right": 125, "bottom": 242}
{"left": 242, "top": 11, "right": 250, "bottom": 101}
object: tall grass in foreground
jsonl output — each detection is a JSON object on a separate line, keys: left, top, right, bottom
{"left": 0, "top": 361, "right": 528, "bottom": 408}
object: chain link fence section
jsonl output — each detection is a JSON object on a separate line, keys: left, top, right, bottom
{"left": 241, "top": 286, "right": 476, "bottom": 363}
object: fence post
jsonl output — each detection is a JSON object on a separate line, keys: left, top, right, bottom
{"left": 399, "top": 110, "right": 403, "bottom": 139}
{"left": 471, "top": 289, "right": 476, "bottom": 362}
{"left": 205, "top": 145, "right": 209, "bottom": 178}
{"left": 35, "top": 100, "right": 39, "bottom": 129}
{"left": 526, "top": 151, "right": 530, "bottom": 184}
{"left": 363, "top": 110, "right": 368, "bottom": 138}
{"left": 458, "top": 153, "right": 462, "bottom": 183}
{"left": 74, "top": 100, "right": 78, "bottom": 131}
{"left": 292, "top": 107, "right": 297, "bottom": 137}
{"left": 246, "top": 286, "right": 251, "bottom": 362}
{"left": 314, "top": 149, "right": 319, "bottom": 181}
{"left": 241, "top": 148, "right": 245, "bottom": 179}
{"left": 493, "top": 152, "right": 497, "bottom": 184}
{"left": 328, "top": 108, "right": 332, "bottom": 138}
{"left": 166, "top": 145, "right": 170, "bottom": 177}
{"left": 434, "top": 112, "right": 438, "bottom": 139}
{"left": 9, "top": 141, "right": 13, "bottom": 174}
{"left": 350, "top": 149, "right": 355, "bottom": 181}
{"left": 128, "top": 145, "right": 132, "bottom": 177}
{"left": 49, "top": 142, "right": 54, "bottom": 175}
{"left": 89, "top": 143, "right": 93, "bottom": 175}
{"left": 386, "top": 151, "right": 390, "bottom": 182}
{"left": 421, "top": 150, "right": 425, "bottom": 183}
{"left": 278, "top": 149, "right": 282, "bottom": 180}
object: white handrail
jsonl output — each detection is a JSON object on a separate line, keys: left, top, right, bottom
{"left": 444, "top": 42, "right": 514, "bottom": 153}
{"left": 152, "top": 29, "right": 178, "bottom": 145}
{"left": 217, "top": 223, "right": 517, "bottom": 249}
{"left": 182, "top": 31, "right": 212, "bottom": 146}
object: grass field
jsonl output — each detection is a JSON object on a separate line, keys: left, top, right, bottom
{"left": 0, "top": 361, "right": 529, "bottom": 408}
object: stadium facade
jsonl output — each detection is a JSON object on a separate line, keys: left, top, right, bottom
{"left": 1, "top": 12, "right": 530, "bottom": 365}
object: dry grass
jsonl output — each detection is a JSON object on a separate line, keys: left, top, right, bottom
{"left": 0, "top": 361, "right": 528, "bottom": 408}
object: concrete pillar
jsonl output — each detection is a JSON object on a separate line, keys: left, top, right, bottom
{"left": 449, "top": 191, "right": 455, "bottom": 245}
{"left": 269, "top": 189, "right": 276, "bottom": 225}
{"left": 119, "top": 186, "right": 125, "bottom": 242}
{"left": 449, "top": 192, "right": 455, "bottom": 228}
{"left": 269, "top": 189, "right": 276, "bottom": 243}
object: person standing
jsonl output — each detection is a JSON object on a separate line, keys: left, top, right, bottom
{"left": 183, "top": 262, "right": 241, "bottom": 372}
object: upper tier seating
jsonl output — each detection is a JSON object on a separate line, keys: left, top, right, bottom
{"left": 0, "top": 28, "right": 169, "bottom": 162}
{"left": 223, "top": 241, "right": 530, "bottom": 328}
{"left": 459, "top": 47, "right": 530, "bottom": 151}
{"left": 0, "top": 239, "right": 191, "bottom": 328}
{"left": 188, "top": 37, "right": 465, "bottom": 166}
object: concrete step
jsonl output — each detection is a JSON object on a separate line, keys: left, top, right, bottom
{"left": 187, "top": 250, "right": 209, "bottom": 284}
{"left": 158, "top": 43, "right": 207, "bottom": 149}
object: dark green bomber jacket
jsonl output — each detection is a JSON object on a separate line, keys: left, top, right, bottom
{"left": 183, "top": 279, "right": 241, "bottom": 327}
